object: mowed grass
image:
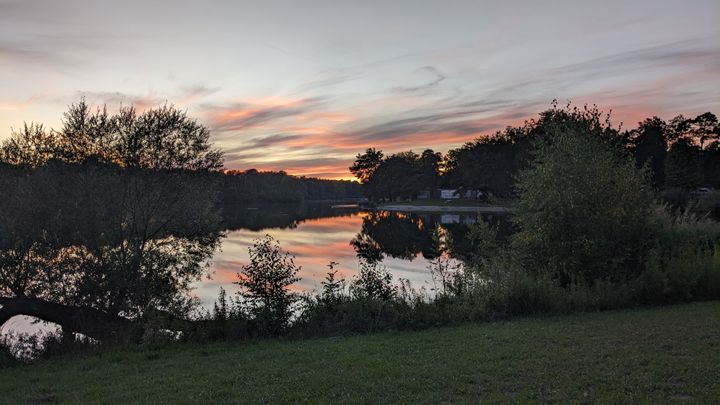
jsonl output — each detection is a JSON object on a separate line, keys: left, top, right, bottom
{"left": 2, "top": 302, "right": 719, "bottom": 404}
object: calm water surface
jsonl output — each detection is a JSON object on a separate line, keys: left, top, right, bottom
{"left": 3, "top": 203, "right": 511, "bottom": 335}
{"left": 196, "top": 211, "right": 437, "bottom": 307}
{"left": 195, "top": 203, "right": 513, "bottom": 307}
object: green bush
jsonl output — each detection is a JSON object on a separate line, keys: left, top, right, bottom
{"left": 350, "top": 260, "right": 397, "bottom": 301}
{"left": 234, "top": 235, "right": 300, "bottom": 335}
{"left": 513, "top": 122, "right": 654, "bottom": 285}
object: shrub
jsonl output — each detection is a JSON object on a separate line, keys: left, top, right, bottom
{"left": 0, "top": 330, "right": 97, "bottom": 363}
{"left": 350, "top": 260, "right": 396, "bottom": 301}
{"left": 234, "top": 235, "right": 300, "bottom": 335}
{"left": 513, "top": 122, "right": 655, "bottom": 285}
{"left": 318, "top": 262, "right": 346, "bottom": 306}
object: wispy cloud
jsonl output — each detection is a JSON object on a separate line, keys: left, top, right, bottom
{"left": 2, "top": 1, "right": 718, "bottom": 179}
{"left": 0, "top": 33, "right": 120, "bottom": 68}
{"left": 206, "top": 98, "right": 327, "bottom": 132}
{"left": 393, "top": 66, "right": 446, "bottom": 93}
{"left": 68, "top": 85, "right": 220, "bottom": 111}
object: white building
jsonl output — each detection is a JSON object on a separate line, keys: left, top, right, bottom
{"left": 440, "top": 189, "right": 460, "bottom": 199}
{"left": 440, "top": 189, "right": 484, "bottom": 199}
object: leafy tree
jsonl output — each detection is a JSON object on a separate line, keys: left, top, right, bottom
{"left": 350, "top": 148, "right": 384, "bottom": 184}
{"left": 213, "top": 287, "right": 230, "bottom": 322}
{"left": 667, "top": 114, "right": 689, "bottom": 144}
{"left": 630, "top": 117, "right": 668, "bottom": 188}
{"left": 443, "top": 102, "right": 626, "bottom": 197}
{"left": 669, "top": 112, "right": 719, "bottom": 149}
{"left": 1, "top": 100, "right": 223, "bottom": 171}
{"left": 234, "top": 235, "right": 300, "bottom": 334}
{"left": 419, "top": 149, "right": 442, "bottom": 194}
{"left": 443, "top": 134, "right": 526, "bottom": 196}
{"left": 350, "top": 148, "right": 384, "bottom": 201}
{"left": 0, "top": 124, "right": 58, "bottom": 167}
{"left": 371, "top": 151, "right": 424, "bottom": 201}
{"left": 513, "top": 121, "right": 655, "bottom": 285}
{"left": 0, "top": 101, "right": 223, "bottom": 341}
{"left": 687, "top": 112, "right": 719, "bottom": 149}
{"left": 665, "top": 138, "right": 702, "bottom": 189}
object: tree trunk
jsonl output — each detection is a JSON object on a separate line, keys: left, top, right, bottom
{"left": 0, "top": 296, "right": 134, "bottom": 341}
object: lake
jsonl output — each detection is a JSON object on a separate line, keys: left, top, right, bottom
{"left": 1, "top": 203, "right": 512, "bottom": 336}
{"left": 195, "top": 203, "right": 513, "bottom": 308}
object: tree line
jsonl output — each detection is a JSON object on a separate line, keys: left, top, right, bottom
{"left": 351, "top": 103, "right": 720, "bottom": 203}
{"left": 217, "top": 169, "right": 362, "bottom": 204}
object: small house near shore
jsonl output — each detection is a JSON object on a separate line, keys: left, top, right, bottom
{"left": 439, "top": 189, "right": 485, "bottom": 200}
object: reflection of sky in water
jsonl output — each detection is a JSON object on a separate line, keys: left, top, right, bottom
{"left": 2, "top": 210, "right": 450, "bottom": 337}
{"left": 193, "top": 212, "right": 438, "bottom": 308}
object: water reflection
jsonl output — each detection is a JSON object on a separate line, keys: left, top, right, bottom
{"left": 198, "top": 205, "right": 512, "bottom": 308}
{"left": 351, "top": 211, "right": 439, "bottom": 262}
{"left": 221, "top": 202, "right": 360, "bottom": 231}
{"left": 3, "top": 203, "right": 512, "bottom": 335}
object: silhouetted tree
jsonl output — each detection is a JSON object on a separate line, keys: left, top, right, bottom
{"left": 443, "top": 134, "right": 525, "bottom": 196}
{"left": 319, "top": 262, "right": 345, "bottom": 306}
{"left": 372, "top": 151, "right": 425, "bottom": 201}
{"left": 701, "top": 141, "right": 720, "bottom": 188}
{"left": 234, "top": 235, "right": 300, "bottom": 334}
{"left": 1, "top": 100, "right": 223, "bottom": 171}
{"left": 630, "top": 117, "right": 668, "bottom": 188}
{"left": 687, "top": 112, "right": 719, "bottom": 149}
{"left": 665, "top": 138, "right": 702, "bottom": 190}
{"left": 0, "top": 101, "right": 224, "bottom": 341}
{"left": 443, "top": 103, "right": 627, "bottom": 197}
{"left": 419, "top": 149, "right": 442, "bottom": 195}
{"left": 350, "top": 148, "right": 384, "bottom": 201}
{"left": 350, "top": 148, "right": 384, "bottom": 183}
{"left": 0, "top": 124, "right": 58, "bottom": 167}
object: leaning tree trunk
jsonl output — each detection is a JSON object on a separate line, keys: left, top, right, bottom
{"left": 0, "top": 296, "right": 135, "bottom": 342}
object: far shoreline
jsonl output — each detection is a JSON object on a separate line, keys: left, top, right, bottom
{"left": 377, "top": 204, "right": 513, "bottom": 213}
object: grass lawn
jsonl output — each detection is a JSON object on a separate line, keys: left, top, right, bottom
{"left": 2, "top": 302, "right": 719, "bottom": 404}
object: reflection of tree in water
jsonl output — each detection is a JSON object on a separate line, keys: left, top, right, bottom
{"left": 442, "top": 214, "right": 516, "bottom": 263}
{"left": 0, "top": 162, "right": 222, "bottom": 340}
{"left": 221, "top": 203, "right": 359, "bottom": 231}
{"left": 351, "top": 211, "right": 515, "bottom": 264}
{"left": 351, "top": 211, "right": 440, "bottom": 262}
{"left": 0, "top": 101, "right": 224, "bottom": 341}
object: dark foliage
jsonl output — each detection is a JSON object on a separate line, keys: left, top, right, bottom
{"left": 218, "top": 169, "right": 362, "bottom": 204}
{"left": 234, "top": 235, "right": 300, "bottom": 335}
{"left": 0, "top": 101, "right": 223, "bottom": 341}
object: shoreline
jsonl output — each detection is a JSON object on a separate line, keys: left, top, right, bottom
{"left": 377, "top": 204, "right": 513, "bottom": 213}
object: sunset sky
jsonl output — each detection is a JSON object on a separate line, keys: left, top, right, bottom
{"left": 1, "top": 0, "right": 718, "bottom": 179}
